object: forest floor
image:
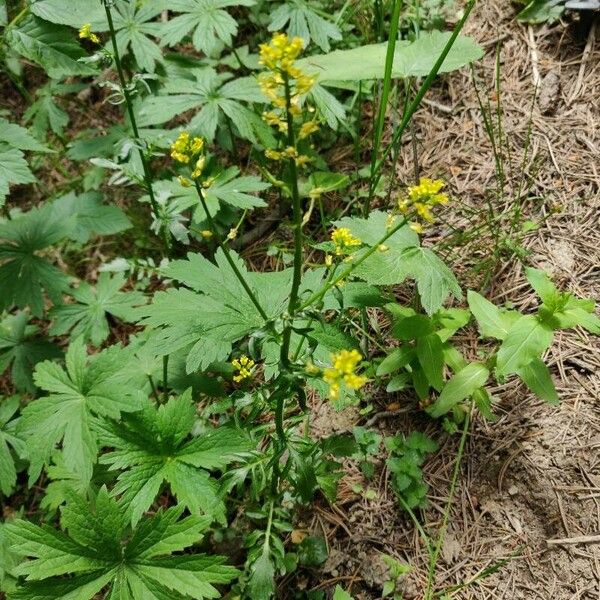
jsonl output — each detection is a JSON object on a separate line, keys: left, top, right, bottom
{"left": 292, "top": 2, "right": 600, "bottom": 598}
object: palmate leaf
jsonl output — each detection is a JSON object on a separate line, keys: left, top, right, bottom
{"left": 0, "top": 205, "right": 73, "bottom": 316}
{"left": 49, "top": 273, "right": 146, "bottom": 346}
{"left": 19, "top": 339, "right": 145, "bottom": 485}
{"left": 6, "top": 486, "right": 238, "bottom": 600}
{"left": 5, "top": 15, "right": 97, "bottom": 79}
{"left": 268, "top": 0, "right": 342, "bottom": 52}
{"left": 160, "top": 0, "right": 255, "bottom": 57}
{"left": 138, "top": 249, "right": 293, "bottom": 371}
{"left": 98, "top": 390, "right": 252, "bottom": 526}
{"left": 200, "top": 166, "right": 269, "bottom": 210}
{"left": 23, "top": 82, "right": 79, "bottom": 140}
{"left": 48, "top": 190, "right": 132, "bottom": 243}
{"left": 110, "top": 0, "right": 167, "bottom": 73}
{"left": 137, "top": 68, "right": 267, "bottom": 142}
{"left": 0, "top": 396, "right": 26, "bottom": 496}
{"left": 0, "top": 312, "right": 62, "bottom": 393}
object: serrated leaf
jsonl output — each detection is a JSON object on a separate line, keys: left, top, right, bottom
{"left": 0, "top": 396, "right": 25, "bottom": 496}
{"left": 200, "top": 166, "right": 269, "bottom": 210}
{"left": 49, "top": 273, "right": 146, "bottom": 346}
{"left": 428, "top": 362, "right": 489, "bottom": 418}
{"left": 20, "top": 340, "right": 145, "bottom": 484}
{"left": 496, "top": 315, "right": 554, "bottom": 377}
{"left": 6, "top": 16, "right": 97, "bottom": 79}
{"left": 517, "top": 357, "right": 559, "bottom": 404}
{"left": 0, "top": 118, "right": 51, "bottom": 152}
{"left": 247, "top": 549, "right": 275, "bottom": 600}
{"left": 0, "top": 144, "right": 36, "bottom": 207}
{"left": 6, "top": 487, "right": 237, "bottom": 599}
{"left": 297, "top": 31, "right": 483, "bottom": 82}
{"left": 30, "top": 0, "right": 108, "bottom": 28}
{"left": 0, "top": 312, "right": 62, "bottom": 393}
{"left": 160, "top": 0, "right": 255, "bottom": 57}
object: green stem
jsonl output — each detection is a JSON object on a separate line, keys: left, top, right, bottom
{"left": 194, "top": 181, "right": 269, "bottom": 322}
{"left": 297, "top": 214, "right": 410, "bottom": 312}
{"left": 279, "top": 73, "right": 304, "bottom": 367}
{"left": 368, "top": 0, "right": 476, "bottom": 203}
{"left": 162, "top": 355, "right": 169, "bottom": 403}
{"left": 103, "top": 1, "right": 168, "bottom": 250}
{"left": 365, "top": 0, "right": 402, "bottom": 216}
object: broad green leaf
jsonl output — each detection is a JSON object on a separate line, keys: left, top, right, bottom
{"left": 496, "top": 315, "right": 554, "bottom": 377}
{"left": 467, "top": 290, "right": 520, "bottom": 340}
{"left": 247, "top": 549, "right": 275, "bottom": 600}
{"left": 160, "top": 0, "right": 255, "bottom": 57}
{"left": 551, "top": 296, "right": 600, "bottom": 334}
{"left": 376, "top": 347, "right": 413, "bottom": 376}
{"left": 98, "top": 390, "right": 251, "bottom": 525}
{"left": 333, "top": 585, "right": 354, "bottom": 600}
{"left": 297, "top": 31, "right": 483, "bottom": 82}
{"left": 428, "top": 362, "right": 489, "bottom": 418}
{"left": 525, "top": 267, "right": 558, "bottom": 303}
{"left": 268, "top": 1, "right": 341, "bottom": 51}
{"left": 0, "top": 144, "right": 36, "bottom": 207}
{"left": 49, "top": 273, "right": 145, "bottom": 346}
{"left": 49, "top": 191, "right": 132, "bottom": 243}
{"left": 6, "top": 16, "right": 97, "bottom": 79}
{"left": 517, "top": 358, "right": 559, "bottom": 404}
{"left": 0, "top": 396, "right": 26, "bottom": 496}
{"left": 20, "top": 340, "right": 145, "bottom": 484}
{"left": 0, "top": 312, "right": 62, "bottom": 393}
{"left": 416, "top": 333, "right": 444, "bottom": 391}
{"left": 6, "top": 487, "right": 237, "bottom": 599}
{"left": 30, "top": 0, "right": 108, "bottom": 28}
{"left": 0, "top": 205, "right": 73, "bottom": 316}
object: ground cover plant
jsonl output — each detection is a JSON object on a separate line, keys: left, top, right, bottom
{"left": 1, "top": 0, "right": 599, "bottom": 598}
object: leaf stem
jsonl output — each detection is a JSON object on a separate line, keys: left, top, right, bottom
{"left": 194, "top": 181, "right": 269, "bottom": 322}
{"left": 103, "top": 0, "right": 168, "bottom": 250}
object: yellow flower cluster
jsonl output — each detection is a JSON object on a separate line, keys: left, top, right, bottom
{"left": 323, "top": 350, "right": 368, "bottom": 400}
{"left": 258, "top": 33, "right": 318, "bottom": 165}
{"left": 331, "top": 227, "right": 362, "bottom": 255}
{"left": 171, "top": 132, "right": 206, "bottom": 183}
{"left": 397, "top": 178, "right": 448, "bottom": 228}
{"left": 265, "top": 146, "right": 310, "bottom": 167}
{"left": 232, "top": 355, "right": 255, "bottom": 383}
{"left": 79, "top": 23, "right": 100, "bottom": 44}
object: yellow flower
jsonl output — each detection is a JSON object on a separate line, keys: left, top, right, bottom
{"left": 170, "top": 131, "right": 205, "bottom": 164}
{"left": 177, "top": 175, "right": 192, "bottom": 187}
{"left": 299, "top": 120, "right": 319, "bottom": 140}
{"left": 259, "top": 33, "right": 304, "bottom": 72}
{"left": 295, "top": 154, "right": 311, "bottom": 167}
{"left": 410, "top": 222, "right": 424, "bottom": 234}
{"left": 79, "top": 23, "right": 100, "bottom": 44}
{"left": 407, "top": 177, "right": 448, "bottom": 206}
{"left": 331, "top": 227, "right": 362, "bottom": 255}
{"left": 323, "top": 350, "right": 367, "bottom": 400}
{"left": 232, "top": 355, "right": 255, "bottom": 382}
{"left": 200, "top": 230, "right": 213, "bottom": 239}
{"left": 191, "top": 156, "right": 206, "bottom": 179}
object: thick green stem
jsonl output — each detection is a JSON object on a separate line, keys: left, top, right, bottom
{"left": 279, "top": 73, "right": 304, "bottom": 368}
{"left": 194, "top": 181, "right": 269, "bottom": 322}
{"left": 103, "top": 1, "right": 168, "bottom": 250}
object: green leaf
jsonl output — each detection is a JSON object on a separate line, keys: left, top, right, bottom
{"left": 0, "top": 312, "right": 62, "bottom": 393}
{"left": 160, "top": 0, "right": 255, "bottom": 57}
{"left": 467, "top": 290, "right": 520, "bottom": 340}
{"left": 525, "top": 267, "right": 558, "bottom": 304}
{"left": 0, "top": 144, "right": 36, "bottom": 208}
{"left": 517, "top": 358, "right": 559, "bottom": 404}
{"left": 138, "top": 69, "right": 266, "bottom": 142}
{"left": 496, "top": 315, "right": 554, "bottom": 377}
{"left": 0, "top": 205, "right": 73, "bottom": 316}
{"left": 49, "top": 273, "right": 146, "bottom": 346}
{"left": 49, "top": 191, "right": 132, "bottom": 243}
{"left": 401, "top": 247, "right": 462, "bottom": 315}
{"left": 200, "top": 166, "right": 269, "bottom": 211}
{"left": 6, "top": 16, "right": 97, "bottom": 79}
{"left": 517, "top": 0, "right": 564, "bottom": 23}
{"left": 0, "top": 118, "right": 51, "bottom": 152}
{"left": 428, "top": 362, "right": 489, "bottom": 418}
{"left": 333, "top": 585, "right": 354, "bottom": 600}
{"left": 416, "top": 333, "right": 444, "bottom": 391}
{"left": 268, "top": 1, "right": 341, "bottom": 51}
{"left": 376, "top": 347, "right": 413, "bottom": 376}
{"left": 30, "top": 0, "right": 108, "bottom": 28}
{"left": 297, "top": 31, "right": 483, "bottom": 82}
{"left": 247, "top": 549, "right": 275, "bottom": 600}
{"left": 98, "top": 389, "right": 251, "bottom": 525}
{"left": 19, "top": 340, "right": 145, "bottom": 484}
{"left": 6, "top": 487, "right": 238, "bottom": 599}
{"left": 0, "top": 396, "right": 25, "bottom": 496}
